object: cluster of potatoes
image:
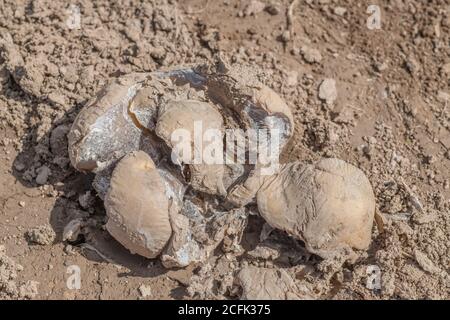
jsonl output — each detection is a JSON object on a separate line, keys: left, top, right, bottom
{"left": 68, "top": 61, "right": 375, "bottom": 267}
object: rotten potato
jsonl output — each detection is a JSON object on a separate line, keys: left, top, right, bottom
{"left": 105, "top": 151, "right": 173, "bottom": 258}
{"left": 155, "top": 99, "right": 227, "bottom": 196}
{"left": 228, "top": 158, "right": 375, "bottom": 259}
{"left": 68, "top": 61, "right": 375, "bottom": 267}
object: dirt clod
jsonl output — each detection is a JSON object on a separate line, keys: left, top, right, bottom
{"left": 25, "top": 225, "right": 56, "bottom": 246}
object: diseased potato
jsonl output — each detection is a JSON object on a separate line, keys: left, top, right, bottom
{"left": 196, "top": 62, "right": 295, "bottom": 149}
{"left": 254, "top": 158, "right": 375, "bottom": 259}
{"left": 105, "top": 151, "right": 173, "bottom": 258}
{"left": 155, "top": 99, "right": 227, "bottom": 196}
{"left": 68, "top": 73, "right": 155, "bottom": 173}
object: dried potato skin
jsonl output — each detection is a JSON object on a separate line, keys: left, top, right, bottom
{"left": 68, "top": 73, "right": 148, "bottom": 172}
{"left": 256, "top": 158, "right": 375, "bottom": 258}
{"left": 155, "top": 99, "right": 227, "bottom": 195}
{"left": 195, "top": 62, "right": 294, "bottom": 142}
{"left": 105, "top": 151, "right": 172, "bottom": 259}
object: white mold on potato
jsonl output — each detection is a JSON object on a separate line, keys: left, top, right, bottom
{"left": 68, "top": 61, "right": 376, "bottom": 268}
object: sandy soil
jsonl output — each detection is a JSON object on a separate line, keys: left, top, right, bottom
{"left": 0, "top": 0, "right": 449, "bottom": 300}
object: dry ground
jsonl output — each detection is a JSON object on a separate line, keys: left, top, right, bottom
{"left": 0, "top": 0, "right": 449, "bottom": 299}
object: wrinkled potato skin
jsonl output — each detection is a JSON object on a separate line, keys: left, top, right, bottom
{"left": 256, "top": 158, "right": 375, "bottom": 258}
{"left": 253, "top": 85, "right": 294, "bottom": 134}
{"left": 105, "top": 151, "right": 172, "bottom": 258}
{"left": 68, "top": 73, "right": 148, "bottom": 172}
{"left": 156, "top": 99, "right": 227, "bottom": 195}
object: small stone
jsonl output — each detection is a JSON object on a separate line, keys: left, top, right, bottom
{"left": 285, "top": 71, "right": 298, "bottom": 87}
{"left": 333, "top": 7, "right": 347, "bottom": 16}
{"left": 405, "top": 56, "right": 420, "bottom": 75}
{"left": 62, "top": 218, "right": 83, "bottom": 242}
{"left": 280, "top": 30, "right": 291, "bottom": 43}
{"left": 64, "top": 244, "right": 74, "bottom": 255}
{"left": 18, "top": 201, "right": 25, "bottom": 207}
{"left": 50, "top": 124, "right": 70, "bottom": 156}
{"left": 244, "top": 0, "right": 266, "bottom": 16}
{"left": 437, "top": 91, "right": 450, "bottom": 102}
{"left": 265, "top": 4, "right": 280, "bottom": 15}
{"left": 48, "top": 92, "right": 67, "bottom": 107}
{"left": 14, "top": 162, "right": 25, "bottom": 171}
{"left": 78, "top": 191, "right": 94, "bottom": 209}
{"left": 441, "top": 62, "right": 450, "bottom": 75}
{"left": 300, "top": 46, "right": 322, "bottom": 63}
{"left": 373, "top": 61, "right": 388, "bottom": 72}
{"left": 318, "top": 78, "right": 337, "bottom": 104}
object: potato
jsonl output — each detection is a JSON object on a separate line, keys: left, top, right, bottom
{"left": 68, "top": 73, "right": 150, "bottom": 173}
{"left": 255, "top": 158, "right": 375, "bottom": 259}
{"left": 236, "top": 267, "right": 310, "bottom": 300}
{"left": 104, "top": 151, "right": 173, "bottom": 258}
{"left": 67, "top": 62, "right": 376, "bottom": 266}
{"left": 197, "top": 62, "right": 295, "bottom": 149}
{"left": 155, "top": 99, "right": 227, "bottom": 196}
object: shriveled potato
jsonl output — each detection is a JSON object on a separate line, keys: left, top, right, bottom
{"left": 236, "top": 267, "right": 310, "bottom": 300}
{"left": 256, "top": 158, "right": 375, "bottom": 259}
{"left": 68, "top": 62, "right": 377, "bottom": 268}
{"left": 196, "top": 62, "right": 295, "bottom": 147}
{"left": 105, "top": 151, "right": 172, "bottom": 258}
{"left": 155, "top": 99, "right": 227, "bottom": 196}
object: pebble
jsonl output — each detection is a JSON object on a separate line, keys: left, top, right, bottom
{"left": 318, "top": 78, "right": 337, "bottom": 104}
{"left": 78, "top": 191, "right": 94, "bottom": 209}
{"left": 14, "top": 162, "right": 25, "bottom": 171}
{"left": 265, "top": 4, "right": 280, "bottom": 15}
{"left": 244, "top": 0, "right": 266, "bottom": 16}
{"left": 333, "top": 7, "right": 347, "bottom": 16}
{"left": 285, "top": 71, "right": 298, "bottom": 87}
{"left": 300, "top": 46, "right": 322, "bottom": 63}
{"left": 437, "top": 91, "right": 450, "bottom": 102}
